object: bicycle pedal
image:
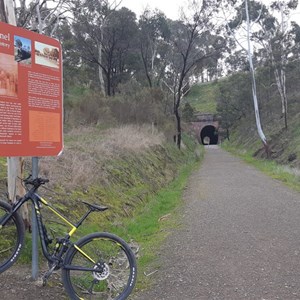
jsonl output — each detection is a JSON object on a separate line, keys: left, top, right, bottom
{"left": 42, "top": 277, "right": 47, "bottom": 286}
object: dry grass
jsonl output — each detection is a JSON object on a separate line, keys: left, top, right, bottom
{"left": 36, "top": 124, "right": 165, "bottom": 190}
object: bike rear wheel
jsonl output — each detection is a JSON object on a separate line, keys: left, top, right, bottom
{"left": 0, "top": 200, "right": 25, "bottom": 273}
{"left": 62, "top": 232, "right": 137, "bottom": 300}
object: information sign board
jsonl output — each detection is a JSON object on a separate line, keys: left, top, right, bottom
{"left": 0, "top": 21, "right": 63, "bottom": 156}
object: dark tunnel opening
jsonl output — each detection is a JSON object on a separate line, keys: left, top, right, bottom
{"left": 200, "top": 125, "right": 218, "bottom": 145}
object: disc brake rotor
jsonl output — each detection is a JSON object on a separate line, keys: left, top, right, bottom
{"left": 93, "top": 263, "right": 110, "bottom": 281}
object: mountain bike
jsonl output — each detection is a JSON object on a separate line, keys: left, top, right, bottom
{"left": 0, "top": 176, "right": 137, "bottom": 300}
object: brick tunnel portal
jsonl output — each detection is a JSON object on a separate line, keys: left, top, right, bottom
{"left": 200, "top": 125, "right": 218, "bottom": 145}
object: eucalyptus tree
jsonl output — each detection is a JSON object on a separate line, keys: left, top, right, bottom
{"left": 138, "top": 9, "right": 171, "bottom": 88}
{"left": 103, "top": 7, "right": 139, "bottom": 95}
{"left": 163, "top": 0, "right": 226, "bottom": 148}
{"left": 225, "top": 49, "right": 250, "bottom": 73}
{"left": 72, "top": 1, "right": 138, "bottom": 96}
{"left": 255, "top": 0, "right": 299, "bottom": 129}
{"left": 290, "top": 21, "right": 300, "bottom": 59}
{"left": 15, "top": 0, "right": 71, "bottom": 36}
{"left": 216, "top": 72, "right": 253, "bottom": 140}
{"left": 226, "top": 0, "right": 299, "bottom": 130}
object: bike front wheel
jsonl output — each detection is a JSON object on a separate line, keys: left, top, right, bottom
{"left": 0, "top": 200, "right": 25, "bottom": 273}
{"left": 62, "top": 232, "right": 137, "bottom": 300}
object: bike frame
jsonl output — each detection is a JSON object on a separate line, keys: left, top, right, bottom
{"left": 1, "top": 186, "right": 97, "bottom": 268}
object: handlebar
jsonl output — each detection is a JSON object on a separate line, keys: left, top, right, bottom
{"left": 23, "top": 175, "right": 49, "bottom": 188}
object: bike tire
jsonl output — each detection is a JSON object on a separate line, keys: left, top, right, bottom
{"left": 0, "top": 200, "right": 25, "bottom": 273}
{"left": 62, "top": 232, "right": 137, "bottom": 300}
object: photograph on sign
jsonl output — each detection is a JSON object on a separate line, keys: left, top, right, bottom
{"left": 0, "top": 54, "right": 18, "bottom": 97}
{"left": 14, "top": 35, "right": 32, "bottom": 64}
{"left": 35, "top": 42, "right": 60, "bottom": 69}
{"left": 0, "top": 21, "right": 63, "bottom": 157}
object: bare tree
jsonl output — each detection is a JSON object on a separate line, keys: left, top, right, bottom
{"left": 163, "top": 0, "right": 225, "bottom": 148}
{"left": 16, "top": 0, "right": 71, "bottom": 36}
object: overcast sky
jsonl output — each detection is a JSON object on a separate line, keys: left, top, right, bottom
{"left": 120, "top": 0, "right": 185, "bottom": 19}
{"left": 120, "top": 0, "right": 300, "bottom": 23}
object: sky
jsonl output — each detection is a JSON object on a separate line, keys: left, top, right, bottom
{"left": 120, "top": 0, "right": 184, "bottom": 19}
{"left": 120, "top": 0, "right": 300, "bottom": 23}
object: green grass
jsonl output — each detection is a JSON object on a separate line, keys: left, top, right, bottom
{"left": 117, "top": 159, "right": 200, "bottom": 291}
{"left": 185, "top": 82, "right": 218, "bottom": 113}
{"left": 222, "top": 142, "right": 300, "bottom": 192}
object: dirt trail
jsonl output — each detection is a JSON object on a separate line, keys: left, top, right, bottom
{"left": 0, "top": 264, "right": 67, "bottom": 299}
{"left": 135, "top": 146, "right": 300, "bottom": 299}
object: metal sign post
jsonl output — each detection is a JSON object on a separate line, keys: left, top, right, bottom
{"left": 31, "top": 157, "right": 39, "bottom": 280}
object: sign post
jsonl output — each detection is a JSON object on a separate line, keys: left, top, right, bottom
{"left": 0, "top": 21, "right": 63, "bottom": 279}
{"left": 31, "top": 156, "right": 39, "bottom": 279}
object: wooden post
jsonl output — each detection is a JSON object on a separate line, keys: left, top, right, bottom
{"left": 0, "top": 0, "right": 29, "bottom": 227}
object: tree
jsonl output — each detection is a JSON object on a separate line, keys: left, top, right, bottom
{"left": 15, "top": 0, "right": 71, "bottom": 36}
{"left": 163, "top": 0, "right": 226, "bottom": 148}
{"left": 216, "top": 72, "right": 253, "bottom": 140}
{"left": 254, "top": 0, "right": 299, "bottom": 129}
{"left": 182, "top": 102, "right": 195, "bottom": 122}
{"left": 226, "top": 0, "right": 299, "bottom": 130}
{"left": 72, "top": 1, "right": 138, "bottom": 96}
{"left": 224, "top": 0, "right": 270, "bottom": 153}
{"left": 138, "top": 9, "right": 171, "bottom": 88}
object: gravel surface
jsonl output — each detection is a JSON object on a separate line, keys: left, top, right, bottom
{"left": 135, "top": 146, "right": 300, "bottom": 300}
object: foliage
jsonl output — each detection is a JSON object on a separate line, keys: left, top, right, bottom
{"left": 215, "top": 57, "right": 300, "bottom": 167}
{"left": 182, "top": 102, "right": 195, "bottom": 122}
{"left": 216, "top": 72, "right": 253, "bottom": 139}
{"left": 70, "top": 1, "right": 139, "bottom": 96}
{"left": 138, "top": 9, "right": 171, "bottom": 88}
{"left": 225, "top": 0, "right": 300, "bottom": 130}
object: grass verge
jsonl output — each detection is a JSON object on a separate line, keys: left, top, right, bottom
{"left": 222, "top": 143, "right": 300, "bottom": 192}
{"left": 110, "top": 156, "right": 201, "bottom": 293}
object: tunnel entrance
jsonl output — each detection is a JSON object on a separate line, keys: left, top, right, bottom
{"left": 200, "top": 125, "right": 218, "bottom": 145}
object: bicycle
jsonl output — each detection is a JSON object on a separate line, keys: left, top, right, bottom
{"left": 0, "top": 176, "right": 137, "bottom": 300}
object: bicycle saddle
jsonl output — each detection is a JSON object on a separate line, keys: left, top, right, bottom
{"left": 82, "top": 201, "right": 108, "bottom": 212}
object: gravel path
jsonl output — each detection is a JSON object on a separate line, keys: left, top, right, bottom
{"left": 136, "top": 146, "right": 300, "bottom": 300}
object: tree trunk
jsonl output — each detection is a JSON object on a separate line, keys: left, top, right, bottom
{"left": 7, "top": 157, "right": 30, "bottom": 228}
{"left": 245, "top": 0, "right": 269, "bottom": 154}
{"left": 174, "top": 90, "right": 182, "bottom": 149}
{"left": 175, "top": 109, "right": 181, "bottom": 149}
{"left": 0, "top": 0, "right": 29, "bottom": 227}
{"left": 97, "top": 39, "right": 106, "bottom": 97}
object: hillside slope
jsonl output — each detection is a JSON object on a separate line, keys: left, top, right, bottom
{"left": 0, "top": 125, "right": 198, "bottom": 223}
{"left": 188, "top": 62, "right": 300, "bottom": 169}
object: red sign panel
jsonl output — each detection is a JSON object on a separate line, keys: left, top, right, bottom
{"left": 0, "top": 22, "right": 63, "bottom": 156}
